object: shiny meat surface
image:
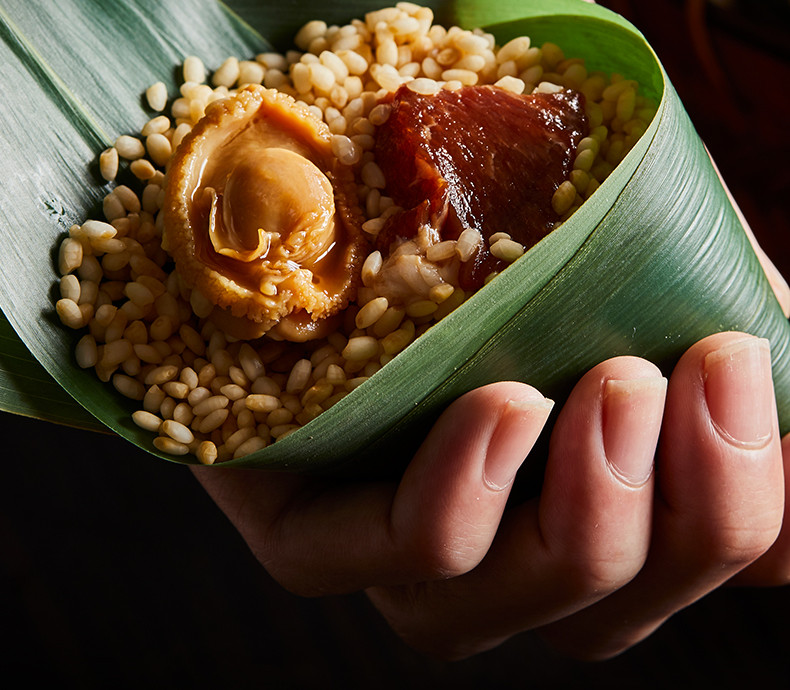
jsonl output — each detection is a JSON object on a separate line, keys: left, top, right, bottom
{"left": 375, "top": 85, "right": 588, "bottom": 289}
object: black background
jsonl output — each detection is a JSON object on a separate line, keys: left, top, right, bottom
{"left": 3, "top": 1, "right": 790, "bottom": 687}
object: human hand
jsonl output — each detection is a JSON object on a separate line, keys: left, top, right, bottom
{"left": 191, "top": 327, "right": 788, "bottom": 660}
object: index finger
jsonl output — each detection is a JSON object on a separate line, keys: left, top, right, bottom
{"left": 191, "top": 381, "right": 553, "bottom": 596}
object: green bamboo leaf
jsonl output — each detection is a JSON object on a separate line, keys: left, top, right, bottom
{"left": 0, "top": 311, "right": 104, "bottom": 430}
{"left": 0, "top": 0, "right": 266, "bottom": 429}
{"left": 1, "top": 1, "right": 787, "bottom": 475}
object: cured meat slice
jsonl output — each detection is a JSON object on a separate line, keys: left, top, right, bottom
{"left": 374, "top": 85, "right": 588, "bottom": 289}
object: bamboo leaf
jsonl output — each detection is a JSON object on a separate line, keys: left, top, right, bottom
{"left": 0, "top": 310, "right": 104, "bottom": 430}
{"left": 1, "top": 1, "right": 787, "bottom": 474}
{"left": 0, "top": 0, "right": 266, "bottom": 430}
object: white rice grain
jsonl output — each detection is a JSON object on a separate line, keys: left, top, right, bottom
{"left": 115, "top": 135, "right": 145, "bottom": 160}
{"left": 183, "top": 56, "right": 206, "bottom": 84}
{"left": 99, "top": 148, "right": 119, "bottom": 181}
{"left": 145, "top": 81, "right": 168, "bottom": 111}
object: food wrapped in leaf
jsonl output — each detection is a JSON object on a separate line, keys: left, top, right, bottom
{"left": 0, "top": 0, "right": 788, "bottom": 476}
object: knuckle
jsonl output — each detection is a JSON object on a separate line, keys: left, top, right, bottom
{"left": 248, "top": 536, "right": 331, "bottom": 597}
{"left": 369, "top": 585, "right": 499, "bottom": 661}
{"left": 544, "top": 636, "right": 625, "bottom": 662}
{"left": 408, "top": 540, "right": 480, "bottom": 580}
{"left": 401, "top": 528, "right": 486, "bottom": 581}
{"left": 556, "top": 550, "right": 644, "bottom": 599}
{"left": 263, "top": 559, "right": 350, "bottom": 597}
{"left": 396, "top": 627, "right": 486, "bottom": 661}
{"left": 420, "top": 636, "right": 497, "bottom": 662}
{"left": 255, "top": 555, "right": 317, "bottom": 597}
{"left": 541, "top": 620, "right": 663, "bottom": 662}
{"left": 699, "top": 520, "right": 781, "bottom": 570}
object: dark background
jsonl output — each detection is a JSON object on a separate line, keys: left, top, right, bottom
{"left": 3, "top": 1, "right": 790, "bottom": 687}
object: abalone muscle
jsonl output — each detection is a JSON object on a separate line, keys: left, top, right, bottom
{"left": 162, "top": 85, "right": 366, "bottom": 341}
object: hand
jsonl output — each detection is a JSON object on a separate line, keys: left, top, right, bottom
{"left": 191, "top": 328, "right": 788, "bottom": 660}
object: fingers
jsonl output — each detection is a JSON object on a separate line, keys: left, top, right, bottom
{"left": 192, "top": 381, "right": 553, "bottom": 596}
{"left": 538, "top": 359, "right": 666, "bottom": 579}
{"left": 388, "top": 382, "right": 554, "bottom": 580}
{"left": 192, "top": 330, "right": 786, "bottom": 661}
{"left": 368, "top": 357, "right": 667, "bottom": 660}
{"left": 540, "top": 332, "right": 784, "bottom": 659}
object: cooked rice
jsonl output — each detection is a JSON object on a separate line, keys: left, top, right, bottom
{"left": 54, "top": 3, "right": 656, "bottom": 463}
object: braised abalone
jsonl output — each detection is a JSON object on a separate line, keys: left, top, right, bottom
{"left": 162, "top": 85, "right": 366, "bottom": 340}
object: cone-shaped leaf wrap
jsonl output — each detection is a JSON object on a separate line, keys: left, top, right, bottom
{"left": 1, "top": 1, "right": 787, "bottom": 475}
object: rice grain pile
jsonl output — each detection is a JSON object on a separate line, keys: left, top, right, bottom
{"left": 54, "top": 3, "right": 656, "bottom": 464}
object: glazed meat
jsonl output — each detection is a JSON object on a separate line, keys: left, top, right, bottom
{"left": 375, "top": 85, "right": 588, "bottom": 289}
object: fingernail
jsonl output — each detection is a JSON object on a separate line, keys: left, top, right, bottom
{"left": 704, "top": 336, "right": 773, "bottom": 447}
{"left": 603, "top": 377, "right": 667, "bottom": 485}
{"left": 484, "top": 397, "right": 554, "bottom": 491}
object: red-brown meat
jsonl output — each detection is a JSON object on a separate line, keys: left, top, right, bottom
{"left": 374, "top": 85, "right": 588, "bottom": 289}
